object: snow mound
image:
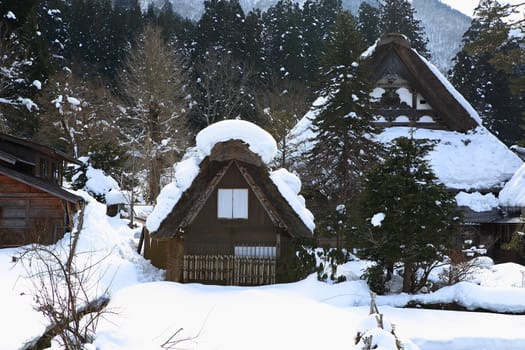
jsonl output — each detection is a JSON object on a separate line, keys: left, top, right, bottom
{"left": 196, "top": 119, "right": 278, "bottom": 163}
{"left": 455, "top": 191, "right": 499, "bottom": 212}
{"left": 499, "top": 162, "right": 525, "bottom": 207}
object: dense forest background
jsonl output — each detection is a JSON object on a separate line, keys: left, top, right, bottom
{"left": 0, "top": 0, "right": 523, "bottom": 205}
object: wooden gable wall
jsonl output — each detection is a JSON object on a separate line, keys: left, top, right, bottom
{"left": 0, "top": 175, "right": 75, "bottom": 247}
{"left": 183, "top": 163, "right": 283, "bottom": 256}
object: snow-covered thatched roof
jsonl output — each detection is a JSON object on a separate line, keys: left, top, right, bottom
{"left": 146, "top": 120, "right": 314, "bottom": 235}
{"left": 288, "top": 34, "right": 522, "bottom": 193}
{"left": 499, "top": 163, "right": 525, "bottom": 208}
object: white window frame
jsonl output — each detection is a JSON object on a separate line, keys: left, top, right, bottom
{"left": 217, "top": 188, "right": 248, "bottom": 219}
{"left": 234, "top": 246, "right": 277, "bottom": 258}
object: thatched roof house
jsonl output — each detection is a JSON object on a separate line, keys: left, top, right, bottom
{"left": 288, "top": 33, "right": 523, "bottom": 261}
{"left": 143, "top": 120, "right": 314, "bottom": 285}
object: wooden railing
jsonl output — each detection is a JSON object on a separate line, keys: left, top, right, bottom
{"left": 182, "top": 255, "right": 276, "bottom": 285}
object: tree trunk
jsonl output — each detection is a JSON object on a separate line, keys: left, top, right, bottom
{"left": 402, "top": 262, "right": 413, "bottom": 293}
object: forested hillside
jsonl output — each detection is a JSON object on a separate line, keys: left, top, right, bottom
{"left": 138, "top": 0, "right": 471, "bottom": 72}
{"left": 0, "top": 0, "right": 522, "bottom": 207}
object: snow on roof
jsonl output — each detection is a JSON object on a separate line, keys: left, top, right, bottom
{"left": 195, "top": 119, "right": 277, "bottom": 164}
{"left": 378, "top": 127, "right": 522, "bottom": 190}
{"left": 414, "top": 50, "right": 483, "bottom": 126}
{"left": 455, "top": 191, "right": 499, "bottom": 212}
{"left": 289, "top": 118, "right": 521, "bottom": 191}
{"left": 270, "top": 169, "right": 314, "bottom": 232}
{"left": 499, "top": 162, "right": 525, "bottom": 207}
{"left": 147, "top": 120, "right": 313, "bottom": 233}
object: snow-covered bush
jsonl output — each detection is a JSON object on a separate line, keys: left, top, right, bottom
{"left": 68, "top": 158, "right": 122, "bottom": 204}
{"left": 354, "top": 294, "right": 420, "bottom": 350}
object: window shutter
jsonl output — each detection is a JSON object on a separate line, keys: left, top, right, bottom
{"left": 218, "top": 189, "right": 233, "bottom": 218}
{"left": 232, "top": 189, "right": 248, "bottom": 219}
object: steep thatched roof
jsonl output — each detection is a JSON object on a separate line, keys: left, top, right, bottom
{"left": 370, "top": 33, "right": 479, "bottom": 132}
{"left": 151, "top": 141, "right": 312, "bottom": 240}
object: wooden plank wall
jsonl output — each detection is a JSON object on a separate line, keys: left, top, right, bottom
{"left": 0, "top": 175, "right": 66, "bottom": 247}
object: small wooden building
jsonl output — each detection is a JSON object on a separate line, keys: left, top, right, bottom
{"left": 0, "top": 133, "right": 83, "bottom": 247}
{"left": 143, "top": 139, "right": 313, "bottom": 285}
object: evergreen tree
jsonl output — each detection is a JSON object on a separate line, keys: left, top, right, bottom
{"left": 195, "top": 0, "right": 246, "bottom": 59}
{"left": 301, "top": 0, "right": 342, "bottom": 83}
{"left": 357, "top": 1, "right": 381, "bottom": 46}
{"left": 244, "top": 9, "right": 266, "bottom": 77}
{"left": 263, "top": 0, "right": 305, "bottom": 80}
{"left": 0, "top": 0, "right": 46, "bottom": 137}
{"left": 353, "top": 136, "right": 461, "bottom": 294}
{"left": 379, "top": 0, "right": 431, "bottom": 58}
{"left": 449, "top": 0, "right": 524, "bottom": 145}
{"left": 305, "top": 12, "right": 383, "bottom": 238}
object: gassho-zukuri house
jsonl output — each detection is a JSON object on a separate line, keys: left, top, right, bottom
{"left": 142, "top": 120, "right": 314, "bottom": 285}
{"left": 288, "top": 33, "right": 524, "bottom": 261}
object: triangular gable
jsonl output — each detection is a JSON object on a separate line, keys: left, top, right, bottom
{"left": 152, "top": 159, "right": 288, "bottom": 239}
{"left": 151, "top": 141, "right": 312, "bottom": 240}
{"left": 182, "top": 160, "right": 287, "bottom": 230}
{"left": 370, "top": 34, "right": 479, "bottom": 132}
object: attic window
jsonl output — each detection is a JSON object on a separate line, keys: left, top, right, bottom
{"left": 218, "top": 189, "right": 248, "bottom": 219}
{"left": 420, "top": 99, "right": 427, "bottom": 104}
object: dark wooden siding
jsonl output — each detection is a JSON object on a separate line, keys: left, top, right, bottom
{"left": 0, "top": 175, "right": 68, "bottom": 247}
{"left": 184, "top": 165, "right": 281, "bottom": 255}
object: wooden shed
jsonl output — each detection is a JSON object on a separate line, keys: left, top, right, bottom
{"left": 0, "top": 133, "right": 83, "bottom": 247}
{"left": 143, "top": 139, "right": 313, "bottom": 285}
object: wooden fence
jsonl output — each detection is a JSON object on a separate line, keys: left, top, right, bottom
{"left": 182, "top": 255, "right": 276, "bottom": 285}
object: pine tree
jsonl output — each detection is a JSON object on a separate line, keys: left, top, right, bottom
{"left": 449, "top": 0, "right": 524, "bottom": 145}
{"left": 353, "top": 136, "right": 461, "bottom": 294}
{"left": 357, "top": 2, "right": 381, "bottom": 46}
{"left": 301, "top": 0, "right": 342, "bottom": 83}
{"left": 305, "top": 12, "right": 383, "bottom": 238}
{"left": 244, "top": 9, "right": 266, "bottom": 76}
{"left": 379, "top": 0, "right": 431, "bottom": 58}
{"left": 195, "top": 0, "right": 246, "bottom": 59}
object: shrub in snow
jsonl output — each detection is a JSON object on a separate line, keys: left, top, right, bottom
{"left": 314, "top": 248, "right": 349, "bottom": 283}
{"left": 436, "top": 250, "right": 484, "bottom": 288}
{"left": 500, "top": 232, "right": 525, "bottom": 259}
{"left": 69, "top": 158, "right": 121, "bottom": 204}
{"left": 354, "top": 293, "right": 420, "bottom": 350}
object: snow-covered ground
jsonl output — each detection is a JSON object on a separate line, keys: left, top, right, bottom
{"left": 2, "top": 194, "right": 525, "bottom": 350}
